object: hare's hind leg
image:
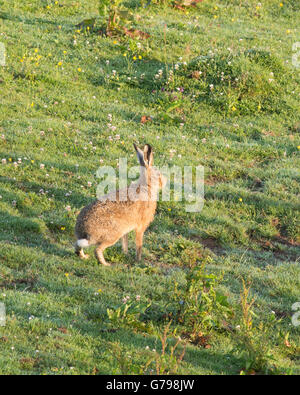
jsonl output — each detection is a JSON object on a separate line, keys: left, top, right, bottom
{"left": 95, "top": 243, "right": 111, "bottom": 266}
{"left": 75, "top": 240, "right": 89, "bottom": 259}
{"left": 121, "top": 234, "right": 128, "bottom": 255}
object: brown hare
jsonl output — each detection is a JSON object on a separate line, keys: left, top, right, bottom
{"left": 75, "top": 144, "right": 166, "bottom": 266}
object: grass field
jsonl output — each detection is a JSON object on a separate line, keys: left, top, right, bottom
{"left": 0, "top": 0, "right": 299, "bottom": 375}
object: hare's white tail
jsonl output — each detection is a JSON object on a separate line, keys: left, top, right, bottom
{"left": 76, "top": 239, "right": 89, "bottom": 248}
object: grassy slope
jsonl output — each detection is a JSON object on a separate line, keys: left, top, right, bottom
{"left": 0, "top": 0, "right": 299, "bottom": 374}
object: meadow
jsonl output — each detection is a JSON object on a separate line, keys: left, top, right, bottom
{"left": 0, "top": 0, "right": 299, "bottom": 375}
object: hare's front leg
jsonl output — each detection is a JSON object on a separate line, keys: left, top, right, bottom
{"left": 121, "top": 234, "right": 128, "bottom": 255}
{"left": 135, "top": 229, "right": 144, "bottom": 261}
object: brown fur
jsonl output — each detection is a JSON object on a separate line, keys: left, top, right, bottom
{"left": 75, "top": 144, "right": 166, "bottom": 266}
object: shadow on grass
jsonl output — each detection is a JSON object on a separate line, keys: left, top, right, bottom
{"left": 94, "top": 328, "right": 241, "bottom": 375}
{"left": 0, "top": 210, "right": 73, "bottom": 258}
{"left": 0, "top": 11, "right": 74, "bottom": 29}
{"left": 0, "top": 174, "right": 91, "bottom": 210}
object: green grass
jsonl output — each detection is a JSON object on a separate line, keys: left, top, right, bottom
{"left": 0, "top": 0, "right": 299, "bottom": 375}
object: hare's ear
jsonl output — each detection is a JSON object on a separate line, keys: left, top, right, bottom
{"left": 134, "top": 143, "right": 145, "bottom": 167}
{"left": 143, "top": 144, "right": 153, "bottom": 167}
